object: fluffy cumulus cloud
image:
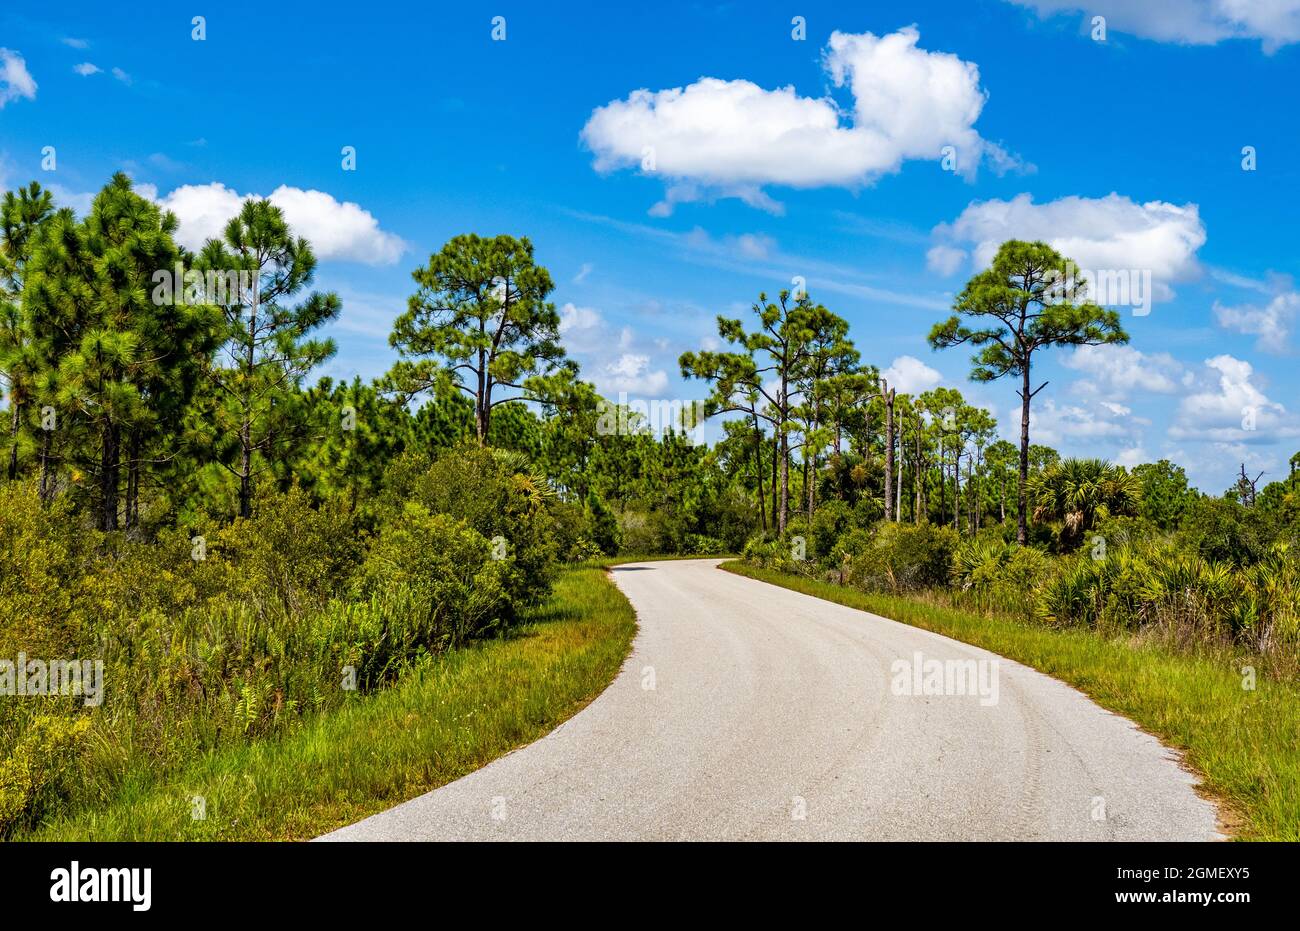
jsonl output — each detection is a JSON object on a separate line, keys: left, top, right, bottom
{"left": 73, "top": 62, "right": 102, "bottom": 77}
{"left": 1170, "top": 355, "right": 1296, "bottom": 442}
{"left": 1062, "top": 344, "right": 1187, "bottom": 396}
{"left": 928, "top": 192, "right": 1206, "bottom": 303}
{"left": 152, "top": 182, "right": 405, "bottom": 265}
{"left": 599, "top": 352, "right": 670, "bottom": 396}
{"left": 0, "top": 49, "right": 37, "bottom": 107}
{"left": 1009, "top": 0, "right": 1300, "bottom": 52}
{"left": 1022, "top": 397, "right": 1135, "bottom": 446}
{"left": 581, "top": 27, "right": 1020, "bottom": 215}
{"left": 881, "top": 355, "right": 943, "bottom": 394}
{"left": 559, "top": 302, "right": 671, "bottom": 396}
{"left": 1213, "top": 290, "right": 1300, "bottom": 351}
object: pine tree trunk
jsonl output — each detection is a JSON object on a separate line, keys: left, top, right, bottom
{"left": 883, "top": 387, "right": 895, "bottom": 521}
{"left": 953, "top": 447, "right": 961, "bottom": 533}
{"left": 1018, "top": 368, "right": 1031, "bottom": 545}
{"left": 914, "top": 411, "right": 923, "bottom": 524}
{"left": 753, "top": 413, "right": 767, "bottom": 532}
{"left": 38, "top": 427, "right": 53, "bottom": 503}
{"left": 7, "top": 402, "right": 19, "bottom": 481}
{"left": 101, "top": 421, "right": 119, "bottom": 531}
{"left": 895, "top": 429, "right": 902, "bottom": 521}
{"left": 125, "top": 429, "right": 141, "bottom": 531}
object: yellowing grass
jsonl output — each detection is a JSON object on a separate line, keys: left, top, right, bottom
{"left": 26, "top": 568, "right": 636, "bottom": 841}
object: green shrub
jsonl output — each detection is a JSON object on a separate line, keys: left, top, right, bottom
{"left": 391, "top": 446, "right": 558, "bottom": 605}
{"left": 809, "top": 499, "right": 853, "bottom": 563}
{"left": 844, "top": 522, "right": 958, "bottom": 593}
{"left": 0, "top": 715, "right": 90, "bottom": 836}
{"left": 354, "top": 504, "right": 513, "bottom": 637}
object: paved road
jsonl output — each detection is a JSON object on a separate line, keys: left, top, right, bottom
{"left": 319, "top": 559, "right": 1221, "bottom": 841}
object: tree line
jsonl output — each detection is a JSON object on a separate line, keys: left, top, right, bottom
{"left": 4, "top": 172, "right": 1297, "bottom": 554}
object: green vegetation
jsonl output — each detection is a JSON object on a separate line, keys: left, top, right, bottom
{"left": 721, "top": 560, "right": 1300, "bottom": 841}
{"left": 22, "top": 567, "right": 636, "bottom": 841}
{"left": 2, "top": 169, "right": 1297, "bottom": 838}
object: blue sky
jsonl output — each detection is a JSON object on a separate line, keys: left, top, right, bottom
{"left": 2, "top": 0, "right": 1299, "bottom": 492}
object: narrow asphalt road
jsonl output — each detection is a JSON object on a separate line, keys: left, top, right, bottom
{"left": 319, "top": 559, "right": 1221, "bottom": 841}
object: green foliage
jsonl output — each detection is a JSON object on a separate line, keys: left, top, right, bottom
{"left": 380, "top": 445, "right": 558, "bottom": 610}
{"left": 808, "top": 498, "right": 853, "bottom": 561}
{"left": 1027, "top": 458, "right": 1140, "bottom": 551}
{"left": 388, "top": 233, "right": 569, "bottom": 442}
{"left": 0, "top": 714, "right": 90, "bottom": 835}
{"left": 195, "top": 198, "right": 340, "bottom": 519}
{"left": 1177, "top": 495, "right": 1277, "bottom": 567}
{"left": 354, "top": 504, "right": 512, "bottom": 647}
{"left": 929, "top": 239, "right": 1128, "bottom": 542}
{"left": 841, "top": 522, "right": 959, "bottom": 593}
{"left": 1132, "top": 459, "right": 1196, "bottom": 530}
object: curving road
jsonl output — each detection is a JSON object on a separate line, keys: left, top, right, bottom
{"left": 319, "top": 559, "right": 1221, "bottom": 842}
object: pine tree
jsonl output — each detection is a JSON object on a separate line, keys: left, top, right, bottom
{"left": 196, "top": 199, "right": 340, "bottom": 519}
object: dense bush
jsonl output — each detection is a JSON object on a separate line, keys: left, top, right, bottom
{"left": 1176, "top": 496, "right": 1279, "bottom": 567}
{"left": 950, "top": 535, "right": 1052, "bottom": 617}
{"left": 0, "top": 443, "right": 567, "bottom": 837}
{"left": 843, "top": 522, "right": 959, "bottom": 593}
{"left": 383, "top": 446, "right": 558, "bottom": 606}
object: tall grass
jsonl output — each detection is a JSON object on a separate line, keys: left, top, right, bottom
{"left": 22, "top": 567, "right": 637, "bottom": 841}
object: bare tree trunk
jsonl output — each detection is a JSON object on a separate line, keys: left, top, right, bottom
{"left": 883, "top": 385, "right": 895, "bottom": 521}
{"left": 1018, "top": 368, "right": 1031, "bottom": 545}
{"left": 476, "top": 346, "right": 489, "bottom": 444}
{"left": 953, "top": 444, "right": 962, "bottom": 533}
{"left": 239, "top": 274, "right": 259, "bottom": 520}
{"left": 39, "top": 428, "right": 52, "bottom": 502}
{"left": 779, "top": 427, "right": 789, "bottom": 535}
{"left": 895, "top": 427, "right": 902, "bottom": 521}
{"left": 914, "top": 410, "right": 923, "bottom": 524}
{"left": 770, "top": 429, "right": 778, "bottom": 532}
{"left": 752, "top": 413, "right": 767, "bottom": 532}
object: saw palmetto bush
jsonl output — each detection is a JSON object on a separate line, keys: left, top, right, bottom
{"left": 0, "top": 444, "right": 563, "bottom": 837}
{"left": 1027, "top": 458, "right": 1140, "bottom": 552}
{"left": 949, "top": 535, "right": 1052, "bottom": 620}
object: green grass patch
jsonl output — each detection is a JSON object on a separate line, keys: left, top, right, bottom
{"left": 720, "top": 560, "right": 1300, "bottom": 841}
{"left": 24, "top": 567, "right": 636, "bottom": 841}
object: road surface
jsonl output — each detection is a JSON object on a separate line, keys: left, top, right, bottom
{"left": 319, "top": 559, "right": 1221, "bottom": 841}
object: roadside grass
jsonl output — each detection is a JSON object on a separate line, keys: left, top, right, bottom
{"left": 721, "top": 560, "right": 1300, "bottom": 842}
{"left": 24, "top": 567, "right": 636, "bottom": 842}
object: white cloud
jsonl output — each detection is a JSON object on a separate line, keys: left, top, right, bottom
{"left": 581, "top": 27, "right": 1020, "bottom": 214}
{"left": 73, "top": 62, "right": 102, "bottom": 77}
{"left": 1023, "top": 397, "right": 1133, "bottom": 446}
{"left": 1062, "top": 344, "right": 1185, "bottom": 396}
{"left": 1115, "top": 445, "right": 1149, "bottom": 468}
{"left": 153, "top": 182, "right": 405, "bottom": 265}
{"left": 882, "top": 355, "right": 943, "bottom": 394}
{"left": 1170, "top": 354, "right": 1297, "bottom": 442}
{"left": 926, "top": 244, "right": 967, "bottom": 276}
{"left": 110, "top": 67, "right": 132, "bottom": 85}
{"left": 1213, "top": 290, "right": 1300, "bottom": 352}
{"left": 600, "top": 353, "right": 669, "bottom": 396}
{"left": 558, "top": 303, "right": 671, "bottom": 397}
{"left": 46, "top": 183, "right": 94, "bottom": 217}
{"left": 573, "top": 262, "right": 593, "bottom": 284}
{"left": 1010, "top": 0, "right": 1300, "bottom": 52}
{"left": 61, "top": 38, "right": 89, "bottom": 50}
{"left": 0, "top": 49, "right": 37, "bottom": 108}
{"left": 558, "top": 302, "right": 604, "bottom": 351}
{"left": 930, "top": 192, "right": 1206, "bottom": 302}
